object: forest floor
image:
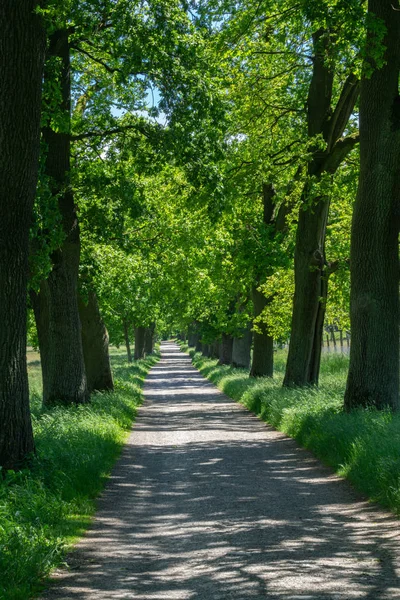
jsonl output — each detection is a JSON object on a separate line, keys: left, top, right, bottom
{"left": 40, "top": 341, "right": 400, "bottom": 599}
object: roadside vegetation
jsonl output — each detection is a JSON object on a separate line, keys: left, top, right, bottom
{"left": 0, "top": 349, "right": 158, "bottom": 600}
{"left": 181, "top": 344, "right": 400, "bottom": 516}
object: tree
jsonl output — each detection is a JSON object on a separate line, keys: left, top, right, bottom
{"left": 283, "top": 11, "right": 361, "bottom": 386}
{"left": 37, "top": 28, "right": 89, "bottom": 405}
{"left": 344, "top": 0, "right": 400, "bottom": 410}
{"left": 0, "top": 0, "right": 46, "bottom": 469}
{"left": 78, "top": 291, "right": 114, "bottom": 393}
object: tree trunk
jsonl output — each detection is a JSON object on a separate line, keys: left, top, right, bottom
{"left": 144, "top": 323, "right": 156, "bottom": 355}
{"left": 345, "top": 0, "right": 400, "bottom": 410}
{"left": 189, "top": 333, "right": 199, "bottom": 348}
{"left": 123, "top": 319, "right": 132, "bottom": 363}
{"left": 284, "top": 30, "right": 359, "bottom": 387}
{"left": 283, "top": 198, "right": 329, "bottom": 386}
{"left": 232, "top": 324, "right": 253, "bottom": 369}
{"left": 30, "top": 283, "right": 52, "bottom": 400}
{"left": 188, "top": 322, "right": 200, "bottom": 347}
{"left": 250, "top": 287, "right": 274, "bottom": 377}
{"left": 78, "top": 292, "right": 114, "bottom": 393}
{"left": 188, "top": 333, "right": 197, "bottom": 347}
{"left": 0, "top": 1, "right": 45, "bottom": 469}
{"left": 211, "top": 341, "right": 220, "bottom": 359}
{"left": 195, "top": 339, "right": 202, "bottom": 352}
{"left": 219, "top": 334, "right": 233, "bottom": 365}
{"left": 134, "top": 326, "right": 146, "bottom": 360}
{"left": 250, "top": 184, "right": 278, "bottom": 378}
{"left": 42, "top": 254, "right": 88, "bottom": 405}
{"left": 202, "top": 344, "right": 210, "bottom": 357}
{"left": 210, "top": 341, "right": 220, "bottom": 360}
{"left": 41, "top": 29, "right": 88, "bottom": 406}
{"left": 307, "top": 267, "right": 329, "bottom": 385}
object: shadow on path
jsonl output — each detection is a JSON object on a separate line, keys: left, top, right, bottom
{"left": 41, "top": 342, "right": 400, "bottom": 599}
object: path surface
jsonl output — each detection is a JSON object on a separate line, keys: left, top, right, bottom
{"left": 42, "top": 342, "right": 400, "bottom": 599}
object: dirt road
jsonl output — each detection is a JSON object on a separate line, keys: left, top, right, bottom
{"left": 42, "top": 341, "right": 400, "bottom": 599}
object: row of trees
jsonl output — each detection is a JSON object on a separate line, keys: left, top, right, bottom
{"left": 170, "top": 0, "right": 399, "bottom": 409}
{"left": 1, "top": 0, "right": 399, "bottom": 471}
{"left": 1, "top": 0, "right": 221, "bottom": 470}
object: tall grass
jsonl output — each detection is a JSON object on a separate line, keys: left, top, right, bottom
{"left": 183, "top": 345, "right": 400, "bottom": 517}
{"left": 0, "top": 348, "right": 158, "bottom": 600}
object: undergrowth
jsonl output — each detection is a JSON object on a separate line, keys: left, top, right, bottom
{"left": 0, "top": 348, "right": 158, "bottom": 600}
{"left": 182, "top": 344, "right": 400, "bottom": 517}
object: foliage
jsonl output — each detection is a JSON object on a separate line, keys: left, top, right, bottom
{"left": 29, "top": 0, "right": 363, "bottom": 350}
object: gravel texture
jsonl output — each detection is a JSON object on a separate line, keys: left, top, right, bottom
{"left": 40, "top": 341, "right": 400, "bottom": 599}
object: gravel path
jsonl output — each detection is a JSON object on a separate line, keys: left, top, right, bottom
{"left": 41, "top": 341, "right": 400, "bottom": 599}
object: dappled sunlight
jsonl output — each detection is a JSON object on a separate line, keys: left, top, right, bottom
{"left": 42, "top": 342, "right": 400, "bottom": 600}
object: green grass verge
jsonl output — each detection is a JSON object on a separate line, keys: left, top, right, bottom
{"left": 0, "top": 348, "right": 158, "bottom": 600}
{"left": 181, "top": 344, "right": 400, "bottom": 517}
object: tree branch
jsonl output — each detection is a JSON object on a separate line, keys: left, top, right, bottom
{"left": 326, "top": 257, "right": 349, "bottom": 277}
{"left": 268, "top": 139, "right": 302, "bottom": 160}
{"left": 323, "top": 132, "right": 359, "bottom": 173}
{"left": 274, "top": 165, "right": 303, "bottom": 232}
{"left": 324, "top": 72, "right": 360, "bottom": 150}
{"left": 307, "top": 28, "right": 334, "bottom": 138}
{"left": 70, "top": 123, "right": 156, "bottom": 142}
{"left": 71, "top": 44, "right": 122, "bottom": 75}
{"left": 262, "top": 182, "right": 276, "bottom": 224}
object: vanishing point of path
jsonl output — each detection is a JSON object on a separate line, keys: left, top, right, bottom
{"left": 42, "top": 342, "right": 400, "bottom": 599}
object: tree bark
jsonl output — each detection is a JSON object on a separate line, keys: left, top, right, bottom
{"left": 78, "top": 292, "right": 114, "bottom": 393}
{"left": 283, "top": 196, "right": 329, "bottom": 386}
{"left": 307, "top": 263, "right": 340, "bottom": 384}
{"left": 0, "top": 1, "right": 45, "bottom": 469}
{"left": 219, "top": 334, "right": 234, "bottom": 365}
{"left": 144, "top": 322, "right": 156, "bottom": 355}
{"left": 232, "top": 324, "right": 253, "bottom": 369}
{"left": 188, "top": 322, "right": 200, "bottom": 347}
{"left": 134, "top": 326, "right": 146, "bottom": 360}
{"left": 202, "top": 344, "right": 210, "bottom": 357}
{"left": 211, "top": 341, "right": 220, "bottom": 359}
{"left": 30, "top": 283, "right": 52, "bottom": 400}
{"left": 123, "top": 319, "right": 132, "bottom": 363}
{"left": 249, "top": 183, "right": 279, "bottom": 378}
{"left": 188, "top": 333, "right": 198, "bottom": 347}
{"left": 40, "top": 29, "right": 88, "bottom": 405}
{"left": 307, "top": 271, "right": 328, "bottom": 385}
{"left": 345, "top": 0, "right": 400, "bottom": 410}
{"left": 250, "top": 287, "right": 274, "bottom": 377}
{"left": 284, "top": 31, "right": 359, "bottom": 387}
{"left": 189, "top": 333, "right": 199, "bottom": 348}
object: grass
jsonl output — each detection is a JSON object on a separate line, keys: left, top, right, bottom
{"left": 180, "top": 343, "right": 400, "bottom": 517}
{"left": 0, "top": 347, "right": 158, "bottom": 600}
